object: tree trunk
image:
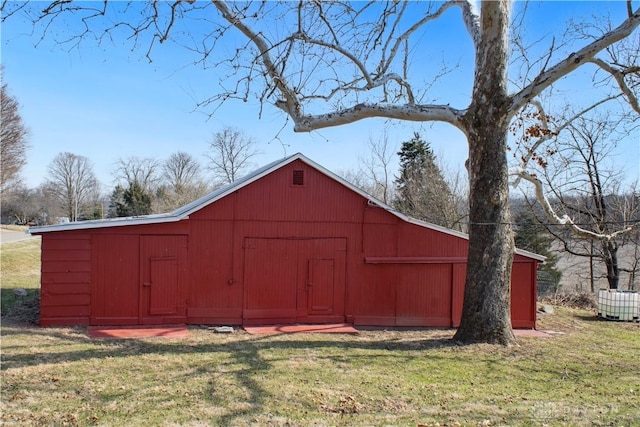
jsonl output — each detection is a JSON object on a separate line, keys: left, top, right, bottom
{"left": 453, "top": 0, "right": 517, "bottom": 345}
{"left": 590, "top": 240, "right": 595, "bottom": 292}
{"left": 629, "top": 237, "right": 639, "bottom": 290}
{"left": 602, "top": 241, "right": 619, "bottom": 289}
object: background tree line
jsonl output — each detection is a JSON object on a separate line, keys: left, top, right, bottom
{"left": 0, "top": 119, "right": 260, "bottom": 224}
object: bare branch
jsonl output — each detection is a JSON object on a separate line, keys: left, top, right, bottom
{"left": 587, "top": 57, "right": 640, "bottom": 114}
{"left": 213, "top": 1, "right": 303, "bottom": 122}
{"left": 377, "top": 1, "right": 462, "bottom": 79}
{"left": 206, "top": 127, "right": 260, "bottom": 184}
{"left": 213, "top": 1, "right": 469, "bottom": 133}
{"left": 292, "top": 103, "right": 466, "bottom": 133}
{"left": 510, "top": 7, "right": 640, "bottom": 115}
{"left": 513, "top": 95, "right": 620, "bottom": 180}
{"left": 0, "top": 1, "right": 29, "bottom": 22}
{"left": 357, "top": 131, "right": 395, "bottom": 204}
{"left": 515, "top": 170, "right": 635, "bottom": 242}
{"left": 113, "top": 156, "right": 162, "bottom": 191}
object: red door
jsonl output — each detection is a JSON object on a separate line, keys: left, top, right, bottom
{"left": 148, "top": 257, "right": 179, "bottom": 315}
{"left": 243, "top": 238, "right": 299, "bottom": 321}
{"left": 140, "top": 236, "right": 188, "bottom": 324}
{"left": 307, "top": 258, "right": 335, "bottom": 315}
{"left": 243, "top": 238, "right": 346, "bottom": 324}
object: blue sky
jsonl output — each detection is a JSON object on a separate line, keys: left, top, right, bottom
{"left": 1, "top": 1, "right": 638, "bottom": 192}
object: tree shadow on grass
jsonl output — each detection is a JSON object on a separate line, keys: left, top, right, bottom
{"left": 1, "top": 324, "right": 459, "bottom": 424}
{"left": 1, "top": 325, "right": 459, "bottom": 366}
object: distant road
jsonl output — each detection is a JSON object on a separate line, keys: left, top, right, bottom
{"left": 0, "top": 229, "right": 38, "bottom": 244}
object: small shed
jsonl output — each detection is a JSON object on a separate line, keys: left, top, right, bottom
{"left": 31, "top": 153, "right": 543, "bottom": 328}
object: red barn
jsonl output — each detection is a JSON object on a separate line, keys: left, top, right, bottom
{"left": 31, "top": 153, "right": 542, "bottom": 329}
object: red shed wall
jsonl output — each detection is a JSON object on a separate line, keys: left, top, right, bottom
{"left": 37, "top": 159, "right": 539, "bottom": 328}
{"left": 511, "top": 258, "right": 538, "bottom": 328}
{"left": 40, "top": 232, "right": 91, "bottom": 326}
{"left": 91, "top": 235, "right": 139, "bottom": 325}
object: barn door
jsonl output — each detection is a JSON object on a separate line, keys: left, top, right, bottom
{"left": 147, "top": 256, "right": 179, "bottom": 315}
{"left": 306, "top": 258, "right": 335, "bottom": 315}
{"left": 243, "top": 238, "right": 299, "bottom": 321}
{"left": 140, "top": 236, "right": 187, "bottom": 324}
{"left": 243, "top": 238, "right": 346, "bottom": 324}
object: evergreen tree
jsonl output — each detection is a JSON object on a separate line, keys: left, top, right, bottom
{"left": 108, "top": 185, "right": 125, "bottom": 218}
{"left": 394, "top": 132, "right": 460, "bottom": 230}
{"left": 514, "top": 209, "right": 562, "bottom": 295}
{"left": 110, "top": 181, "right": 152, "bottom": 217}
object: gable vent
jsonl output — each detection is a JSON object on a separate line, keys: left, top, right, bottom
{"left": 292, "top": 170, "right": 304, "bottom": 186}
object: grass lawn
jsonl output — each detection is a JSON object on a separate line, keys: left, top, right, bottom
{"left": 1, "top": 238, "right": 40, "bottom": 318}
{"left": 1, "top": 241, "right": 639, "bottom": 426}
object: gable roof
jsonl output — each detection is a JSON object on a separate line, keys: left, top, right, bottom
{"left": 29, "top": 152, "right": 545, "bottom": 262}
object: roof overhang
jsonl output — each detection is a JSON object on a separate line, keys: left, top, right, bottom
{"left": 29, "top": 213, "right": 184, "bottom": 234}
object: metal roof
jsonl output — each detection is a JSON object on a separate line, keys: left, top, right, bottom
{"left": 29, "top": 152, "right": 545, "bottom": 261}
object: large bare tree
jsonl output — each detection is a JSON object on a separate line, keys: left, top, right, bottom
{"left": 0, "top": 81, "right": 29, "bottom": 196}
{"left": 47, "top": 152, "right": 100, "bottom": 222}
{"left": 207, "top": 127, "right": 259, "bottom": 184}
{"left": 0, "top": 184, "right": 40, "bottom": 225}
{"left": 5, "top": 1, "right": 639, "bottom": 344}
{"left": 156, "top": 151, "right": 209, "bottom": 212}
{"left": 338, "top": 133, "right": 396, "bottom": 203}
{"left": 162, "top": 151, "right": 203, "bottom": 193}
{"left": 359, "top": 132, "right": 395, "bottom": 204}
{"left": 524, "top": 116, "right": 639, "bottom": 290}
{"left": 113, "top": 156, "right": 162, "bottom": 192}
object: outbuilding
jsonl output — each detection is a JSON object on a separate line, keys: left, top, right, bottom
{"left": 31, "top": 153, "right": 543, "bottom": 328}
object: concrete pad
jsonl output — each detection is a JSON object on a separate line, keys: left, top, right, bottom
{"left": 88, "top": 325, "right": 189, "bottom": 339}
{"left": 244, "top": 323, "right": 359, "bottom": 334}
{"left": 514, "top": 329, "right": 554, "bottom": 338}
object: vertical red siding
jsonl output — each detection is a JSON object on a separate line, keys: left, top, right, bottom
{"left": 451, "top": 264, "right": 467, "bottom": 327}
{"left": 511, "top": 261, "right": 537, "bottom": 329}
{"left": 352, "top": 265, "right": 397, "bottom": 326}
{"left": 36, "top": 156, "right": 539, "bottom": 329}
{"left": 139, "top": 235, "right": 188, "bottom": 325}
{"left": 362, "top": 223, "right": 398, "bottom": 257}
{"left": 91, "top": 235, "right": 139, "bottom": 325}
{"left": 187, "top": 220, "right": 242, "bottom": 323}
{"left": 243, "top": 237, "right": 347, "bottom": 324}
{"left": 40, "top": 233, "right": 91, "bottom": 326}
{"left": 396, "top": 223, "right": 467, "bottom": 257}
{"left": 451, "top": 261, "right": 538, "bottom": 329}
{"left": 147, "top": 257, "right": 179, "bottom": 314}
{"left": 244, "top": 238, "right": 299, "bottom": 321}
{"left": 396, "top": 264, "right": 452, "bottom": 327}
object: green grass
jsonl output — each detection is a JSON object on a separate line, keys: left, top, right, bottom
{"left": 1, "top": 314, "right": 638, "bottom": 426}
{"left": 1, "top": 238, "right": 41, "bottom": 316}
{"left": 1, "top": 225, "right": 29, "bottom": 232}
{"left": 1, "top": 240, "right": 639, "bottom": 426}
